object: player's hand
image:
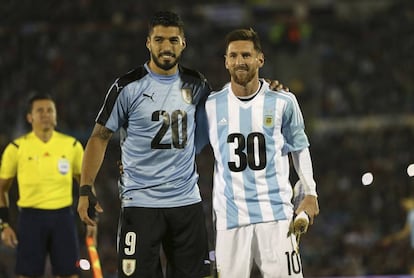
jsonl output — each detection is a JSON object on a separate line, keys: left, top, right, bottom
{"left": 1, "top": 226, "right": 18, "bottom": 248}
{"left": 86, "top": 225, "right": 98, "bottom": 246}
{"left": 295, "top": 195, "right": 319, "bottom": 225}
{"left": 78, "top": 186, "right": 103, "bottom": 226}
{"left": 265, "top": 79, "right": 289, "bottom": 92}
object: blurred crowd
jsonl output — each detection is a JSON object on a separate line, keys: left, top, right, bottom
{"left": 1, "top": 0, "right": 414, "bottom": 277}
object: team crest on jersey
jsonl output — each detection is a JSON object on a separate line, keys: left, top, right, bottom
{"left": 264, "top": 115, "right": 274, "bottom": 127}
{"left": 181, "top": 88, "right": 193, "bottom": 104}
{"left": 122, "top": 259, "right": 136, "bottom": 276}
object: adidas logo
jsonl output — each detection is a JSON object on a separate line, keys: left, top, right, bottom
{"left": 218, "top": 118, "right": 227, "bottom": 125}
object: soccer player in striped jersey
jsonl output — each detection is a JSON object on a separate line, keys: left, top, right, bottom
{"left": 77, "top": 11, "right": 212, "bottom": 278}
{"left": 0, "top": 94, "right": 95, "bottom": 278}
{"left": 205, "top": 29, "right": 319, "bottom": 277}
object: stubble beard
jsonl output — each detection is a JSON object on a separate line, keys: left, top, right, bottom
{"left": 232, "top": 68, "right": 255, "bottom": 87}
{"left": 151, "top": 52, "right": 181, "bottom": 71}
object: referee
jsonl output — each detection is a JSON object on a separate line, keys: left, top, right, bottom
{"left": 0, "top": 94, "right": 95, "bottom": 278}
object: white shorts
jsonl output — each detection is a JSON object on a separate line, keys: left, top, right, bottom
{"left": 215, "top": 220, "right": 303, "bottom": 278}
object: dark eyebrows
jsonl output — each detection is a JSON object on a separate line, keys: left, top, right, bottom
{"left": 227, "top": 51, "right": 253, "bottom": 56}
{"left": 153, "top": 35, "right": 180, "bottom": 40}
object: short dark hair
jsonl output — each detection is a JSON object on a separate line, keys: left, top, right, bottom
{"left": 225, "top": 28, "right": 263, "bottom": 53}
{"left": 148, "top": 11, "right": 185, "bottom": 35}
{"left": 27, "top": 93, "right": 54, "bottom": 113}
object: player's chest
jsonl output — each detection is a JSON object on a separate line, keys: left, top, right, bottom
{"left": 214, "top": 101, "right": 284, "bottom": 133}
{"left": 132, "top": 86, "right": 196, "bottom": 125}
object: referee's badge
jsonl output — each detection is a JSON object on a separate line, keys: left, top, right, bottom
{"left": 181, "top": 88, "right": 193, "bottom": 104}
{"left": 57, "top": 158, "right": 69, "bottom": 175}
{"left": 122, "top": 259, "right": 136, "bottom": 276}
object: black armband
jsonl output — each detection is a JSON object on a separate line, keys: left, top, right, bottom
{"left": 79, "top": 184, "right": 93, "bottom": 196}
{"left": 79, "top": 185, "right": 97, "bottom": 202}
{"left": 0, "top": 207, "right": 10, "bottom": 226}
{"left": 80, "top": 185, "right": 98, "bottom": 220}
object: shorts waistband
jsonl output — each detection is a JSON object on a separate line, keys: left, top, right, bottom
{"left": 19, "top": 206, "right": 72, "bottom": 213}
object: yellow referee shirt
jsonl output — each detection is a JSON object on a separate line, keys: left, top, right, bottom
{"left": 0, "top": 131, "right": 83, "bottom": 209}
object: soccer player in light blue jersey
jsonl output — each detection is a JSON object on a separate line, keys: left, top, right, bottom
{"left": 77, "top": 11, "right": 286, "bottom": 278}
{"left": 77, "top": 11, "right": 212, "bottom": 278}
{"left": 205, "top": 29, "right": 319, "bottom": 277}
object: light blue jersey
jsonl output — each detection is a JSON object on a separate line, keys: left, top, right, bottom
{"left": 206, "top": 80, "right": 309, "bottom": 230}
{"left": 96, "top": 63, "right": 211, "bottom": 208}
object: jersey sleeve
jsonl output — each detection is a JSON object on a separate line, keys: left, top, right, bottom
{"left": 194, "top": 89, "right": 210, "bottom": 154}
{"left": 0, "top": 142, "right": 18, "bottom": 179}
{"left": 96, "top": 67, "right": 148, "bottom": 132}
{"left": 185, "top": 71, "right": 211, "bottom": 154}
{"left": 281, "top": 93, "right": 309, "bottom": 154}
{"left": 71, "top": 140, "right": 84, "bottom": 176}
{"left": 96, "top": 80, "right": 130, "bottom": 132}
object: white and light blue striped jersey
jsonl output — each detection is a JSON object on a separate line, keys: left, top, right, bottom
{"left": 96, "top": 63, "right": 211, "bottom": 208}
{"left": 206, "top": 80, "right": 310, "bottom": 230}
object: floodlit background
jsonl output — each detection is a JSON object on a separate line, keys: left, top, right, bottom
{"left": 1, "top": 0, "right": 413, "bottom": 277}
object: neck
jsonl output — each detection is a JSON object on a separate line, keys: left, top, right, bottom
{"left": 147, "top": 60, "right": 178, "bottom": 75}
{"left": 34, "top": 129, "right": 53, "bottom": 143}
{"left": 231, "top": 78, "right": 260, "bottom": 97}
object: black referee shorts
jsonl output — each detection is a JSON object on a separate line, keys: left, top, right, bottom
{"left": 16, "top": 207, "right": 79, "bottom": 276}
{"left": 118, "top": 202, "right": 211, "bottom": 278}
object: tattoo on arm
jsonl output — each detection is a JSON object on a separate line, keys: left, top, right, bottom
{"left": 92, "top": 124, "right": 113, "bottom": 141}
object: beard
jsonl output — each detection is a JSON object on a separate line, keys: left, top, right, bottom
{"left": 151, "top": 51, "right": 181, "bottom": 71}
{"left": 230, "top": 67, "right": 256, "bottom": 86}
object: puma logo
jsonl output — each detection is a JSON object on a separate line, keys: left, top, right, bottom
{"left": 143, "top": 92, "right": 155, "bottom": 101}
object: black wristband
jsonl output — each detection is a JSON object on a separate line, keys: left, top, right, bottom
{"left": 0, "top": 207, "right": 9, "bottom": 224}
{"left": 79, "top": 185, "right": 93, "bottom": 196}
{"left": 80, "top": 185, "right": 98, "bottom": 220}
{"left": 80, "top": 185, "right": 97, "bottom": 203}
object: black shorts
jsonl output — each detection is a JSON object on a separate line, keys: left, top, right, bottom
{"left": 118, "top": 202, "right": 211, "bottom": 278}
{"left": 15, "top": 207, "right": 80, "bottom": 276}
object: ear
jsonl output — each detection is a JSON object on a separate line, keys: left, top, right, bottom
{"left": 224, "top": 55, "right": 229, "bottom": 70}
{"left": 146, "top": 37, "right": 151, "bottom": 51}
{"left": 26, "top": 113, "right": 33, "bottom": 124}
{"left": 257, "top": 53, "right": 265, "bottom": 68}
{"left": 181, "top": 38, "right": 186, "bottom": 49}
